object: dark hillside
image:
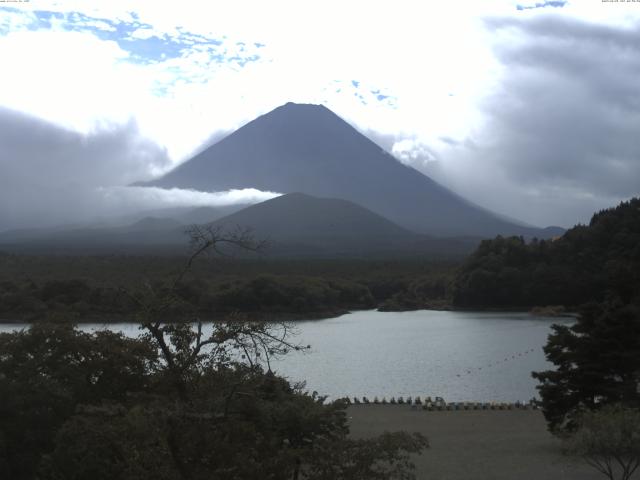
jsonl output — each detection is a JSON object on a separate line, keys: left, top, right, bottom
{"left": 452, "top": 197, "right": 640, "bottom": 308}
{"left": 208, "top": 193, "right": 476, "bottom": 257}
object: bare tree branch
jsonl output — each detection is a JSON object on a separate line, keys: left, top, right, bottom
{"left": 117, "top": 224, "right": 303, "bottom": 401}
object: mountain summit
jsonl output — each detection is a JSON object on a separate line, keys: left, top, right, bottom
{"left": 142, "top": 102, "right": 556, "bottom": 237}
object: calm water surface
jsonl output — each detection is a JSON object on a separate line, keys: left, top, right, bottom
{"left": 0, "top": 310, "right": 571, "bottom": 402}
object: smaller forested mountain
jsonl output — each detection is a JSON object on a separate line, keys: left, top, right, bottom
{"left": 0, "top": 193, "right": 477, "bottom": 257}
{"left": 212, "top": 192, "right": 412, "bottom": 242}
{"left": 208, "top": 193, "right": 475, "bottom": 257}
{"left": 452, "top": 198, "right": 640, "bottom": 308}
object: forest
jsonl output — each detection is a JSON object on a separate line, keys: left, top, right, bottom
{"left": 452, "top": 198, "right": 640, "bottom": 309}
{"left": 0, "top": 255, "right": 456, "bottom": 322}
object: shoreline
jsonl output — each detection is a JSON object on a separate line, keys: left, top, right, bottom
{"left": 0, "top": 309, "right": 350, "bottom": 325}
{"left": 0, "top": 305, "right": 578, "bottom": 325}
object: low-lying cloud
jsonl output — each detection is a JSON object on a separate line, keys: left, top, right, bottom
{"left": 98, "top": 186, "right": 281, "bottom": 213}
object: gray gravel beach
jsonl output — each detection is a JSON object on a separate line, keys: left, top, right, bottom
{"left": 348, "top": 406, "right": 603, "bottom": 480}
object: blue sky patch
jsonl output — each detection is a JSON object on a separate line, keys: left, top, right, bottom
{"left": 516, "top": 1, "right": 566, "bottom": 11}
{"left": 0, "top": 7, "right": 260, "bottom": 66}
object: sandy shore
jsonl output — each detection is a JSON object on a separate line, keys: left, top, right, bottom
{"left": 348, "top": 405, "right": 601, "bottom": 480}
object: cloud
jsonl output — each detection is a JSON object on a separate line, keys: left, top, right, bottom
{"left": 0, "top": 107, "right": 164, "bottom": 229}
{"left": 0, "top": 12, "right": 261, "bottom": 163}
{"left": 0, "top": 108, "right": 275, "bottom": 230}
{"left": 98, "top": 187, "right": 281, "bottom": 212}
{"left": 516, "top": 1, "right": 566, "bottom": 11}
{"left": 0, "top": 107, "right": 169, "bottom": 187}
{"left": 391, "top": 139, "right": 440, "bottom": 168}
{"left": 0, "top": 29, "right": 135, "bottom": 132}
{"left": 483, "top": 15, "right": 640, "bottom": 196}
{"left": 394, "top": 14, "right": 640, "bottom": 227}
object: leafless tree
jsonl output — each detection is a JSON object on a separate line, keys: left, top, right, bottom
{"left": 120, "top": 224, "right": 304, "bottom": 398}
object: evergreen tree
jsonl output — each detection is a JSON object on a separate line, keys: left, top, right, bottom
{"left": 532, "top": 301, "right": 640, "bottom": 433}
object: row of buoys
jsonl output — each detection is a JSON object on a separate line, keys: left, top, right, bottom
{"left": 346, "top": 395, "right": 444, "bottom": 405}
{"left": 455, "top": 348, "right": 538, "bottom": 377}
{"left": 342, "top": 396, "right": 538, "bottom": 410}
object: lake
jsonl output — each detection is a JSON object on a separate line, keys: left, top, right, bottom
{"left": 0, "top": 310, "right": 571, "bottom": 402}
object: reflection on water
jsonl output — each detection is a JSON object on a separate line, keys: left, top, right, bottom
{"left": 0, "top": 310, "right": 571, "bottom": 402}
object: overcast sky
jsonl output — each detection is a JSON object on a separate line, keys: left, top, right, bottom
{"left": 0, "top": 0, "right": 639, "bottom": 230}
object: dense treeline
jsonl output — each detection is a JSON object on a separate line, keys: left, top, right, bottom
{"left": 0, "top": 276, "right": 374, "bottom": 321}
{"left": 453, "top": 198, "right": 640, "bottom": 309}
{"left": 0, "top": 256, "right": 457, "bottom": 321}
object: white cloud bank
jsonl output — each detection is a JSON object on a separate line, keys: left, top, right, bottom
{"left": 0, "top": 184, "right": 281, "bottom": 232}
{"left": 99, "top": 186, "right": 281, "bottom": 212}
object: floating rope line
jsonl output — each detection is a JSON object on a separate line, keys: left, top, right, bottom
{"left": 454, "top": 348, "right": 538, "bottom": 377}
